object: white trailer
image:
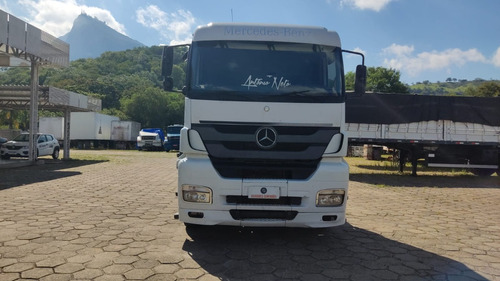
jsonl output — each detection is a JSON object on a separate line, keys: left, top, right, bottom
{"left": 346, "top": 93, "right": 500, "bottom": 176}
{"left": 162, "top": 23, "right": 366, "bottom": 228}
{"left": 111, "top": 120, "right": 141, "bottom": 149}
{"left": 39, "top": 113, "right": 140, "bottom": 149}
{"left": 39, "top": 117, "right": 64, "bottom": 140}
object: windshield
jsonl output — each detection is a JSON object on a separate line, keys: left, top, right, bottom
{"left": 13, "top": 134, "right": 31, "bottom": 142}
{"left": 167, "top": 126, "right": 182, "bottom": 134}
{"left": 188, "top": 41, "right": 344, "bottom": 102}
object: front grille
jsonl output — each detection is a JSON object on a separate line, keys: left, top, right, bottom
{"left": 230, "top": 210, "right": 298, "bottom": 221}
{"left": 226, "top": 196, "right": 301, "bottom": 206}
{"left": 192, "top": 123, "right": 339, "bottom": 179}
{"left": 5, "top": 145, "right": 22, "bottom": 150}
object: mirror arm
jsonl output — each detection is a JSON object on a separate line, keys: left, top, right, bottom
{"left": 342, "top": 50, "right": 365, "bottom": 66}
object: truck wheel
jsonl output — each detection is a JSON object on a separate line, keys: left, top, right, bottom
{"left": 470, "top": 169, "right": 495, "bottom": 177}
{"left": 1, "top": 154, "right": 10, "bottom": 160}
{"left": 52, "top": 148, "right": 60, "bottom": 159}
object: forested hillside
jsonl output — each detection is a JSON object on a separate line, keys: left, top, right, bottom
{"left": 409, "top": 79, "right": 500, "bottom": 97}
{"left": 0, "top": 46, "right": 184, "bottom": 130}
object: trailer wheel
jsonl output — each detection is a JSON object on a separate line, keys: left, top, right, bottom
{"left": 470, "top": 169, "right": 495, "bottom": 177}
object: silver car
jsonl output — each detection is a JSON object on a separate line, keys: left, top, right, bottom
{"left": 0, "top": 133, "right": 60, "bottom": 160}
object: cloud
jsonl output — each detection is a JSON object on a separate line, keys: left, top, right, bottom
{"left": 340, "top": 0, "right": 393, "bottom": 12}
{"left": 136, "top": 5, "right": 196, "bottom": 45}
{"left": 382, "top": 43, "right": 488, "bottom": 76}
{"left": 493, "top": 47, "right": 500, "bottom": 67}
{"left": 352, "top": 47, "right": 366, "bottom": 55}
{"left": 0, "top": 0, "right": 11, "bottom": 13}
{"left": 18, "top": 0, "right": 126, "bottom": 37}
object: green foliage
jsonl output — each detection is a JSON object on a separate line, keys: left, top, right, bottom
{"left": 410, "top": 79, "right": 500, "bottom": 96}
{"left": 345, "top": 67, "right": 409, "bottom": 93}
{"left": 0, "top": 67, "right": 31, "bottom": 85}
{"left": 473, "top": 81, "right": 500, "bottom": 97}
{"left": 0, "top": 110, "right": 29, "bottom": 130}
{"left": 121, "top": 87, "right": 184, "bottom": 128}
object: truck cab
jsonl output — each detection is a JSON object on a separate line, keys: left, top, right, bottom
{"left": 164, "top": 124, "right": 183, "bottom": 152}
{"left": 162, "top": 23, "right": 365, "bottom": 227}
{"left": 137, "top": 128, "right": 165, "bottom": 151}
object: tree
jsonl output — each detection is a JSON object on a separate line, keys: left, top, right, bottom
{"left": 346, "top": 66, "right": 409, "bottom": 93}
{"left": 121, "top": 87, "right": 184, "bottom": 128}
{"left": 473, "top": 81, "right": 500, "bottom": 97}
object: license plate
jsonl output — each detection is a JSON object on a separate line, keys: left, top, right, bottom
{"left": 248, "top": 186, "right": 280, "bottom": 199}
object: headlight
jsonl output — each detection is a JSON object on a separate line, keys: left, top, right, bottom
{"left": 316, "top": 189, "right": 345, "bottom": 207}
{"left": 182, "top": 185, "right": 212, "bottom": 203}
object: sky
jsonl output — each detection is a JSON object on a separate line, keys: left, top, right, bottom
{"left": 1, "top": 0, "right": 499, "bottom": 84}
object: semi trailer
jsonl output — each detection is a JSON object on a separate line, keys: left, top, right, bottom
{"left": 346, "top": 93, "right": 500, "bottom": 176}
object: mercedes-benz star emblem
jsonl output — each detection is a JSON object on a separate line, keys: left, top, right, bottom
{"left": 255, "top": 127, "right": 277, "bottom": 149}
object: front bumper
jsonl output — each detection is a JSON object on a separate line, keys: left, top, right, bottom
{"left": 177, "top": 156, "right": 348, "bottom": 228}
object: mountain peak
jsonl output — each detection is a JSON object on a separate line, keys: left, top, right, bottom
{"left": 60, "top": 13, "right": 145, "bottom": 61}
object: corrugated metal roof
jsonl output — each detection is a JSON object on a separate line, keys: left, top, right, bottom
{"left": 0, "top": 9, "right": 69, "bottom": 67}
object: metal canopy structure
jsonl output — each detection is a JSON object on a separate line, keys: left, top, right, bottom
{"left": 0, "top": 86, "right": 102, "bottom": 160}
{"left": 0, "top": 9, "right": 69, "bottom": 67}
{"left": 0, "top": 85, "right": 101, "bottom": 112}
{"left": 0, "top": 9, "right": 99, "bottom": 162}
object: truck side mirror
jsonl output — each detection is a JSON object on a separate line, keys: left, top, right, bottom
{"left": 161, "top": 46, "right": 174, "bottom": 77}
{"left": 163, "top": 77, "right": 174, "bottom": 92}
{"left": 355, "top": 64, "right": 367, "bottom": 95}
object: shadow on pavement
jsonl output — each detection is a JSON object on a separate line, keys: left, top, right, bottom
{"left": 0, "top": 159, "right": 107, "bottom": 190}
{"left": 182, "top": 223, "right": 488, "bottom": 280}
{"left": 350, "top": 173, "right": 500, "bottom": 188}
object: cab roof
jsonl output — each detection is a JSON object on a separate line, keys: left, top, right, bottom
{"left": 192, "top": 23, "right": 341, "bottom": 47}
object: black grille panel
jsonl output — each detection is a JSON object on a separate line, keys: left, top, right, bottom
{"left": 230, "top": 210, "right": 298, "bottom": 220}
{"left": 226, "top": 196, "right": 301, "bottom": 206}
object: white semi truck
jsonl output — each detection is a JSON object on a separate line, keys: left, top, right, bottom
{"left": 162, "top": 23, "right": 366, "bottom": 227}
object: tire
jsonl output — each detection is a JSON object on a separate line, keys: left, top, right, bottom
{"left": 52, "top": 148, "right": 60, "bottom": 159}
{"left": 1, "top": 154, "right": 10, "bottom": 160}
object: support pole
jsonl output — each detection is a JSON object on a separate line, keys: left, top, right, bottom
{"left": 63, "top": 108, "right": 71, "bottom": 159}
{"left": 28, "top": 61, "right": 39, "bottom": 162}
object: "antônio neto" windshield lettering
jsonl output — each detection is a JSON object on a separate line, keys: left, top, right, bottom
{"left": 241, "top": 75, "right": 292, "bottom": 90}
{"left": 224, "top": 27, "right": 311, "bottom": 38}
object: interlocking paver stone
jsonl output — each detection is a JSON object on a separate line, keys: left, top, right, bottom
{"left": 20, "top": 267, "right": 53, "bottom": 279}
{"left": 0, "top": 150, "right": 499, "bottom": 281}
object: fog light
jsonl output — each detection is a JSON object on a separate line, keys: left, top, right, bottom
{"left": 316, "top": 189, "right": 345, "bottom": 207}
{"left": 182, "top": 185, "right": 212, "bottom": 203}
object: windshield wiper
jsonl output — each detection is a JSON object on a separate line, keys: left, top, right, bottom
{"left": 280, "top": 90, "right": 311, "bottom": 96}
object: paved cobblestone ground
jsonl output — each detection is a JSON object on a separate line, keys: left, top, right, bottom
{"left": 0, "top": 150, "right": 499, "bottom": 281}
